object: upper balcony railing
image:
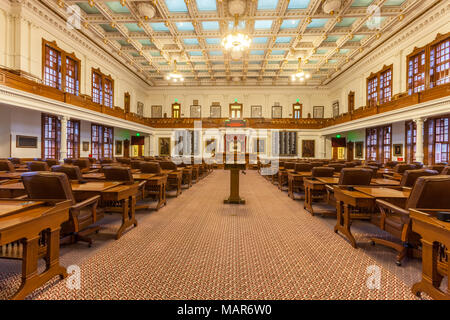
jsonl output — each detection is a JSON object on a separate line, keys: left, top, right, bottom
{"left": 1, "top": 67, "right": 449, "bottom": 130}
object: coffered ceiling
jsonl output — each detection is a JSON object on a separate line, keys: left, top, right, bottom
{"left": 44, "top": 0, "right": 437, "bottom": 87}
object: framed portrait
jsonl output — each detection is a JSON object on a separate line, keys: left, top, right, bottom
{"left": 355, "top": 141, "right": 364, "bottom": 158}
{"left": 16, "top": 135, "right": 37, "bottom": 148}
{"left": 251, "top": 105, "right": 262, "bottom": 118}
{"left": 190, "top": 105, "right": 201, "bottom": 118}
{"left": 115, "top": 140, "right": 123, "bottom": 155}
{"left": 393, "top": 144, "right": 403, "bottom": 157}
{"left": 151, "top": 105, "right": 162, "bottom": 118}
{"left": 313, "top": 106, "right": 324, "bottom": 119}
{"left": 272, "top": 106, "right": 282, "bottom": 119}
{"left": 210, "top": 105, "right": 221, "bottom": 118}
{"left": 302, "top": 140, "right": 315, "bottom": 158}
{"left": 137, "top": 102, "right": 144, "bottom": 117}
{"left": 332, "top": 101, "right": 339, "bottom": 118}
{"left": 159, "top": 137, "right": 171, "bottom": 156}
{"left": 82, "top": 141, "right": 90, "bottom": 152}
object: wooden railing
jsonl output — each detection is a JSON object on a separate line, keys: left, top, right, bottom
{"left": 1, "top": 67, "right": 449, "bottom": 130}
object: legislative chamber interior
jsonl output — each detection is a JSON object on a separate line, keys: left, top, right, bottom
{"left": 0, "top": 0, "right": 449, "bottom": 301}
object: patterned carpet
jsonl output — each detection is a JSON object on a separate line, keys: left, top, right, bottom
{"left": 0, "top": 170, "right": 427, "bottom": 299}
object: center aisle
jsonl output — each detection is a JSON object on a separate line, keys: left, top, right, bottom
{"left": 25, "top": 170, "right": 417, "bottom": 299}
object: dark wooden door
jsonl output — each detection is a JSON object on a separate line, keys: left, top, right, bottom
{"left": 124, "top": 92, "right": 130, "bottom": 113}
{"left": 123, "top": 139, "right": 130, "bottom": 158}
{"left": 347, "top": 142, "right": 354, "bottom": 161}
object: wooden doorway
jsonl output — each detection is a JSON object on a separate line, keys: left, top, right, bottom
{"left": 229, "top": 103, "right": 243, "bottom": 119}
{"left": 347, "top": 141, "right": 354, "bottom": 161}
{"left": 123, "top": 139, "right": 130, "bottom": 158}
{"left": 172, "top": 103, "right": 181, "bottom": 118}
{"left": 292, "top": 102, "right": 302, "bottom": 119}
{"left": 348, "top": 91, "right": 355, "bottom": 113}
{"left": 124, "top": 92, "right": 130, "bottom": 113}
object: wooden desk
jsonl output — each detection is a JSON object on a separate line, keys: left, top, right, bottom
{"left": 0, "top": 172, "right": 23, "bottom": 180}
{"left": 410, "top": 209, "right": 449, "bottom": 300}
{"left": 334, "top": 187, "right": 374, "bottom": 248}
{"left": 371, "top": 178, "right": 400, "bottom": 186}
{"left": 334, "top": 187, "right": 410, "bottom": 248}
{"left": 180, "top": 167, "right": 193, "bottom": 188}
{"left": 102, "top": 184, "right": 139, "bottom": 240}
{"left": 287, "top": 172, "right": 308, "bottom": 200}
{"left": 0, "top": 200, "right": 71, "bottom": 300}
{"left": 0, "top": 182, "right": 27, "bottom": 198}
{"left": 303, "top": 178, "right": 335, "bottom": 216}
{"left": 317, "top": 177, "right": 339, "bottom": 185}
{"left": 82, "top": 173, "right": 155, "bottom": 181}
{"left": 82, "top": 172, "right": 105, "bottom": 180}
{"left": 278, "top": 169, "right": 289, "bottom": 191}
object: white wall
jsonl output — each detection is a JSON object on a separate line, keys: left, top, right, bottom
{"left": 0, "top": 105, "right": 11, "bottom": 158}
{"left": 146, "top": 87, "right": 331, "bottom": 119}
{"left": 10, "top": 108, "right": 41, "bottom": 158}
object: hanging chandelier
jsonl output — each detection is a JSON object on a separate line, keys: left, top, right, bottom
{"left": 165, "top": 60, "right": 184, "bottom": 82}
{"left": 291, "top": 58, "right": 311, "bottom": 82}
{"left": 222, "top": 15, "right": 251, "bottom": 52}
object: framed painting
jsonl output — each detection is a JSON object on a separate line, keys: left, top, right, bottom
{"left": 355, "top": 141, "right": 364, "bottom": 158}
{"left": 313, "top": 106, "right": 324, "bottom": 119}
{"left": 393, "top": 144, "right": 403, "bottom": 157}
{"left": 302, "top": 140, "right": 315, "bottom": 158}
{"left": 190, "top": 105, "right": 201, "bottom": 118}
{"left": 16, "top": 135, "right": 37, "bottom": 148}
{"left": 210, "top": 105, "right": 221, "bottom": 118}
{"left": 115, "top": 140, "right": 123, "bottom": 155}
{"left": 151, "top": 105, "right": 162, "bottom": 118}
{"left": 332, "top": 101, "right": 339, "bottom": 118}
{"left": 272, "top": 106, "right": 282, "bottom": 119}
{"left": 159, "top": 137, "right": 171, "bottom": 156}
{"left": 251, "top": 105, "right": 262, "bottom": 118}
{"left": 82, "top": 141, "right": 90, "bottom": 152}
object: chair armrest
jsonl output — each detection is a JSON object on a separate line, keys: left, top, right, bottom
{"left": 376, "top": 199, "right": 409, "bottom": 216}
{"left": 138, "top": 181, "right": 146, "bottom": 188}
{"left": 71, "top": 195, "right": 100, "bottom": 211}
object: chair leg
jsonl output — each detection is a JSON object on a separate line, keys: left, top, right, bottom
{"left": 370, "top": 237, "right": 408, "bottom": 266}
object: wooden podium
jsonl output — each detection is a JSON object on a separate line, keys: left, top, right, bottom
{"left": 224, "top": 163, "right": 246, "bottom": 204}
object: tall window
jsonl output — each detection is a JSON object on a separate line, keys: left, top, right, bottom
{"left": 91, "top": 124, "right": 113, "bottom": 159}
{"left": 408, "top": 51, "right": 426, "bottom": 94}
{"left": 42, "top": 114, "right": 61, "bottom": 160}
{"left": 407, "top": 33, "right": 449, "bottom": 94}
{"left": 381, "top": 125, "right": 392, "bottom": 163}
{"left": 92, "top": 68, "right": 114, "bottom": 107}
{"left": 293, "top": 103, "right": 302, "bottom": 119}
{"left": 367, "top": 76, "right": 378, "bottom": 107}
{"left": 42, "top": 40, "right": 80, "bottom": 95}
{"left": 366, "top": 128, "right": 378, "bottom": 161}
{"left": 67, "top": 120, "right": 80, "bottom": 159}
{"left": 348, "top": 91, "right": 355, "bottom": 113}
{"left": 379, "top": 68, "right": 392, "bottom": 104}
{"left": 435, "top": 117, "right": 449, "bottom": 163}
{"left": 405, "top": 121, "right": 417, "bottom": 163}
{"left": 43, "top": 45, "right": 61, "bottom": 89}
{"left": 430, "top": 38, "right": 450, "bottom": 87}
{"left": 367, "top": 65, "right": 392, "bottom": 106}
